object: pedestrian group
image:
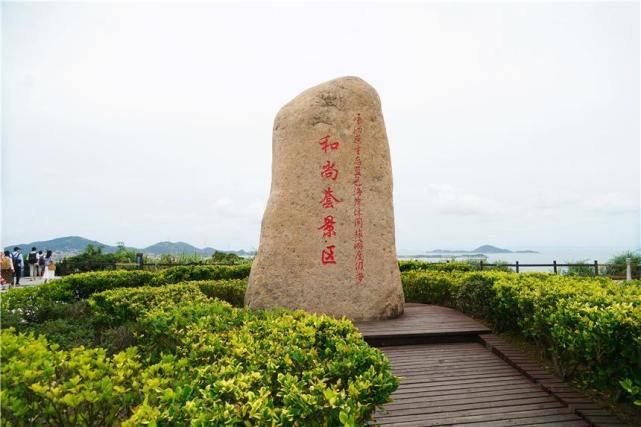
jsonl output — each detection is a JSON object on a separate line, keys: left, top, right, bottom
{"left": 1, "top": 246, "right": 56, "bottom": 288}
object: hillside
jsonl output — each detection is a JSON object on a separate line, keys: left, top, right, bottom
{"left": 4, "top": 236, "right": 119, "bottom": 254}
{"left": 142, "top": 241, "right": 216, "bottom": 256}
{"left": 429, "top": 244, "right": 539, "bottom": 254}
{"left": 5, "top": 236, "right": 254, "bottom": 257}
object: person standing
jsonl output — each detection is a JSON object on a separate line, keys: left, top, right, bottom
{"left": 37, "top": 250, "right": 45, "bottom": 276}
{"left": 28, "top": 247, "right": 38, "bottom": 281}
{"left": 11, "top": 247, "right": 23, "bottom": 286}
{"left": 1, "top": 250, "right": 14, "bottom": 288}
{"left": 42, "top": 250, "right": 55, "bottom": 284}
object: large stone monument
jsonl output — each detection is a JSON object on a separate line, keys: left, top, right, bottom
{"left": 245, "top": 76, "right": 404, "bottom": 320}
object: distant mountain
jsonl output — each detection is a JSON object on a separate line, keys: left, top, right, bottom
{"left": 4, "top": 236, "right": 119, "bottom": 254}
{"left": 428, "top": 244, "right": 539, "bottom": 254}
{"left": 471, "top": 245, "right": 511, "bottom": 253}
{"left": 142, "top": 241, "right": 216, "bottom": 256}
{"left": 5, "top": 236, "right": 255, "bottom": 257}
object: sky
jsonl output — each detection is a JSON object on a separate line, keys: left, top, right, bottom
{"left": 1, "top": 1, "right": 640, "bottom": 253}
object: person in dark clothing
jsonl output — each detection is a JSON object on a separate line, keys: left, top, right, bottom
{"left": 37, "top": 250, "right": 45, "bottom": 276}
{"left": 11, "top": 247, "right": 23, "bottom": 286}
{"left": 28, "top": 247, "right": 38, "bottom": 281}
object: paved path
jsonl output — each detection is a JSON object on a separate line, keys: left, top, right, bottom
{"left": 1, "top": 275, "right": 58, "bottom": 292}
{"left": 354, "top": 304, "right": 627, "bottom": 426}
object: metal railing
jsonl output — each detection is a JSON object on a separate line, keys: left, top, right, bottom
{"left": 477, "top": 259, "right": 638, "bottom": 280}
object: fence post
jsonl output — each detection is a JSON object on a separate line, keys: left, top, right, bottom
{"left": 593, "top": 260, "right": 599, "bottom": 277}
{"left": 626, "top": 257, "right": 632, "bottom": 281}
{"left": 480, "top": 260, "right": 484, "bottom": 271}
{"left": 515, "top": 261, "right": 519, "bottom": 273}
{"left": 553, "top": 260, "right": 557, "bottom": 274}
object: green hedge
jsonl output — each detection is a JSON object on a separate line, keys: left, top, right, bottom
{"left": 1, "top": 330, "right": 142, "bottom": 426}
{"left": 402, "top": 270, "right": 641, "bottom": 403}
{"left": 398, "top": 260, "right": 512, "bottom": 273}
{"left": 87, "top": 280, "right": 247, "bottom": 327}
{"left": 150, "top": 264, "right": 252, "bottom": 285}
{"left": 89, "top": 283, "right": 216, "bottom": 327}
{"left": 124, "top": 302, "right": 398, "bottom": 425}
{"left": 399, "top": 260, "right": 473, "bottom": 272}
{"left": 196, "top": 279, "right": 247, "bottom": 308}
{"left": 1, "top": 265, "right": 251, "bottom": 327}
{"left": 2, "top": 290, "right": 398, "bottom": 425}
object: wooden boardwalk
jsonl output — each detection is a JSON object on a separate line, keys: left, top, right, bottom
{"left": 357, "top": 304, "right": 490, "bottom": 345}
{"left": 354, "top": 304, "right": 626, "bottom": 426}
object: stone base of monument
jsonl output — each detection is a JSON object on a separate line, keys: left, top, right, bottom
{"left": 245, "top": 76, "right": 405, "bottom": 321}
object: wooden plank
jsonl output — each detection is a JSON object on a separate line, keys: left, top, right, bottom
{"left": 391, "top": 379, "right": 542, "bottom": 396}
{"left": 384, "top": 391, "right": 558, "bottom": 410}
{"left": 353, "top": 306, "right": 625, "bottom": 426}
{"left": 376, "top": 396, "right": 559, "bottom": 418}
{"left": 355, "top": 304, "right": 491, "bottom": 344}
{"left": 372, "top": 341, "right": 624, "bottom": 426}
{"left": 374, "top": 403, "right": 570, "bottom": 425}
{"left": 391, "top": 382, "right": 542, "bottom": 398}
{"left": 377, "top": 408, "right": 584, "bottom": 426}
{"left": 478, "top": 334, "right": 627, "bottom": 426}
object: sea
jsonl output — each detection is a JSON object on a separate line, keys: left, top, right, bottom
{"left": 398, "top": 247, "right": 641, "bottom": 273}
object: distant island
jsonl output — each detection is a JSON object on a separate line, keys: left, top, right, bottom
{"left": 428, "top": 245, "right": 539, "bottom": 254}
{"left": 4, "top": 236, "right": 256, "bottom": 257}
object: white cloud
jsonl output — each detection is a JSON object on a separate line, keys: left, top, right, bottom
{"left": 2, "top": 1, "right": 639, "bottom": 250}
{"left": 427, "top": 184, "right": 509, "bottom": 216}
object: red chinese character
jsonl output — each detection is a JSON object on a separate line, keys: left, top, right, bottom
{"left": 321, "top": 245, "right": 336, "bottom": 265}
{"left": 319, "top": 135, "right": 340, "bottom": 152}
{"left": 318, "top": 215, "right": 337, "bottom": 239}
{"left": 320, "top": 187, "right": 342, "bottom": 209}
{"left": 321, "top": 161, "right": 339, "bottom": 181}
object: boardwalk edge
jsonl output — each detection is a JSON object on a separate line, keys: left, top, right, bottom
{"left": 479, "top": 333, "right": 627, "bottom": 427}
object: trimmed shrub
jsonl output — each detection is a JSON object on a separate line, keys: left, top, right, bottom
{"left": 399, "top": 260, "right": 472, "bottom": 272}
{"left": 0, "top": 282, "right": 75, "bottom": 326}
{"left": 1, "top": 328, "right": 142, "bottom": 426}
{"left": 89, "top": 283, "right": 214, "bottom": 327}
{"left": 454, "top": 273, "right": 497, "bottom": 319}
{"left": 126, "top": 303, "right": 398, "bottom": 426}
{"left": 23, "top": 318, "right": 95, "bottom": 350}
{"left": 2, "top": 292, "right": 398, "bottom": 425}
{"left": 61, "top": 270, "right": 156, "bottom": 300}
{"left": 195, "top": 279, "right": 247, "bottom": 307}
{"left": 1, "top": 266, "right": 251, "bottom": 327}
{"left": 401, "top": 271, "right": 463, "bottom": 306}
{"left": 151, "top": 264, "right": 252, "bottom": 285}
{"left": 401, "top": 270, "right": 641, "bottom": 403}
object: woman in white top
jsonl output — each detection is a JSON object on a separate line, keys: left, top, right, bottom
{"left": 42, "top": 250, "right": 55, "bottom": 283}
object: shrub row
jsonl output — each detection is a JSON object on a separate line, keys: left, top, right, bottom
{"left": 87, "top": 280, "right": 247, "bottom": 326}
{"left": 150, "top": 264, "right": 251, "bottom": 285}
{"left": 399, "top": 260, "right": 473, "bottom": 272}
{"left": 399, "top": 259, "right": 512, "bottom": 273}
{"left": 2, "top": 289, "right": 398, "bottom": 425}
{"left": 1, "top": 330, "right": 142, "bottom": 426}
{"left": 402, "top": 270, "right": 641, "bottom": 403}
{"left": 1, "top": 265, "right": 251, "bottom": 326}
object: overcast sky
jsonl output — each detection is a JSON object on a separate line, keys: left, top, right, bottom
{"left": 2, "top": 1, "right": 639, "bottom": 252}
